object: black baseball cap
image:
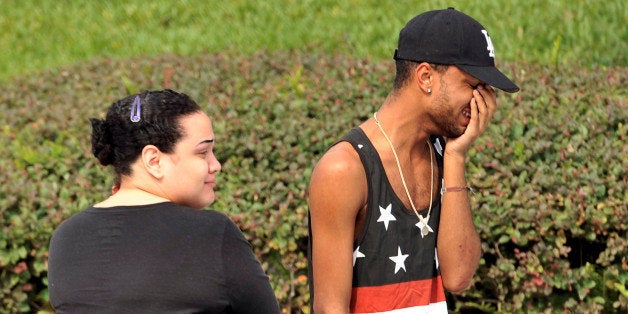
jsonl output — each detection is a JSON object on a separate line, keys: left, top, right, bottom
{"left": 394, "top": 8, "right": 520, "bottom": 93}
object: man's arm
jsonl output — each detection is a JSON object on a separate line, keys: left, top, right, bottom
{"left": 309, "top": 142, "right": 367, "bottom": 313}
{"left": 438, "top": 152, "right": 482, "bottom": 292}
{"left": 437, "top": 85, "right": 496, "bottom": 292}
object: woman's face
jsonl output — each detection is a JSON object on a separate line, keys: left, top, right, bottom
{"left": 162, "top": 111, "right": 222, "bottom": 209}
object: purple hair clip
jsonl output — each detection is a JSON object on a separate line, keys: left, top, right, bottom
{"left": 130, "top": 95, "right": 141, "bottom": 122}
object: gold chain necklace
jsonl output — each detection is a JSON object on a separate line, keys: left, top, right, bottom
{"left": 373, "top": 112, "right": 434, "bottom": 237}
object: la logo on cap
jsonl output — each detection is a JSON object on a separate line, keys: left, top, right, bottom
{"left": 481, "top": 30, "right": 495, "bottom": 58}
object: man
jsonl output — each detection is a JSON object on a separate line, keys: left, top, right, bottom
{"left": 308, "top": 8, "right": 519, "bottom": 313}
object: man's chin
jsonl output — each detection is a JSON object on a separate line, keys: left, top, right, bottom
{"left": 445, "top": 128, "right": 466, "bottom": 139}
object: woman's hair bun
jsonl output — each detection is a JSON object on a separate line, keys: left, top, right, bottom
{"left": 90, "top": 118, "right": 115, "bottom": 166}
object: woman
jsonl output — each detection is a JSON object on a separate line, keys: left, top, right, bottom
{"left": 48, "top": 89, "right": 280, "bottom": 313}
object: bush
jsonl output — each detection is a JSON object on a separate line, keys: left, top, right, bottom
{"left": 0, "top": 51, "right": 625, "bottom": 313}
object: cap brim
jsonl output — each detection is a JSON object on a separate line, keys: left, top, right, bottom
{"left": 457, "top": 64, "right": 520, "bottom": 93}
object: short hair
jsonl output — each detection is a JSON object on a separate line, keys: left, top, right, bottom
{"left": 393, "top": 60, "right": 449, "bottom": 91}
{"left": 90, "top": 89, "right": 202, "bottom": 175}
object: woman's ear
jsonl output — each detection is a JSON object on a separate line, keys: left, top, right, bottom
{"left": 141, "top": 145, "right": 165, "bottom": 179}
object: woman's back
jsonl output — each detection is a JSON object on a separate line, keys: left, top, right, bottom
{"left": 49, "top": 202, "right": 278, "bottom": 313}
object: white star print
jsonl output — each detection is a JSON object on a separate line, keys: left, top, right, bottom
{"left": 358, "top": 144, "right": 364, "bottom": 149}
{"left": 353, "top": 246, "right": 365, "bottom": 266}
{"left": 415, "top": 216, "right": 434, "bottom": 238}
{"left": 389, "top": 246, "right": 409, "bottom": 274}
{"left": 435, "top": 247, "right": 440, "bottom": 269}
{"left": 377, "top": 204, "right": 396, "bottom": 230}
{"left": 434, "top": 138, "right": 443, "bottom": 156}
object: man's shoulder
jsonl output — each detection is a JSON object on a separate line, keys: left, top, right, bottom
{"left": 314, "top": 141, "right": 364, "bottom": 178}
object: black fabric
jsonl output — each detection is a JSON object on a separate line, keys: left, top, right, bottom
{"left": 48, "top": 202, "right": 280, "bottom": 314}
{"left": 307, "top": 127, "right": 447, "bottom": 310}
{"left": 342, "top": 128, "right": 444, "bottom": 286}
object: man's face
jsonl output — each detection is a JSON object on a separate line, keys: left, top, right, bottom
{"left": 429, "top": 66, "right": 482, "bottom": 138}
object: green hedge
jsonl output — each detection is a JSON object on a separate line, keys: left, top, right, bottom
{"left": 0, "top": 51, "right": 626, "bottom": 313}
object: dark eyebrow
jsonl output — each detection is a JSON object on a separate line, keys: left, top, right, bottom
{"left": 198, "top": 139, "right": 214, "bottom": 145}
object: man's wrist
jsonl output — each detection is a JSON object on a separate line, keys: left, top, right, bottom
{"left": 443, "top": 150, "right": 466, "bottom": 165}
{"left": 441, "top": 185, "right": 475, "bottom": 195}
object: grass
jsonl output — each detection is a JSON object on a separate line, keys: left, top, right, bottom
{"left": 1, "top": 0, "right": 625, "bottom": 82}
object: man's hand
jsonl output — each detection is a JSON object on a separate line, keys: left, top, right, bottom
{"left": 446, "top": 84, "right": 497, "bottom": 157}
